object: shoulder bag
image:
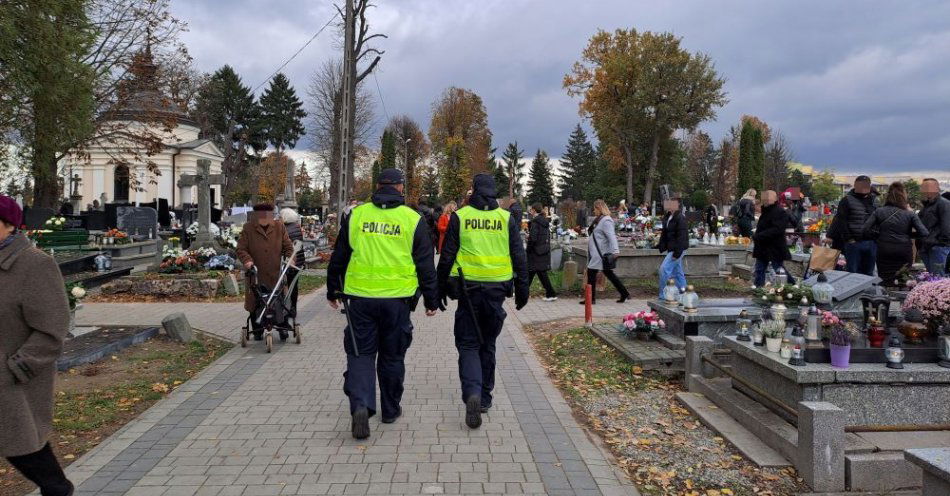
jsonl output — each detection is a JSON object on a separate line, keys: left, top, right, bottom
{"left": 592, "top": 220, "right": 617, "bottom": 271}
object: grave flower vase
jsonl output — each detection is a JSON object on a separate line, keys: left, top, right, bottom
{"left": 766, "top": 337, "right": 782, "bottom": 353}
{"left": 830, "top": 343, "right": 851, "bottom": 368}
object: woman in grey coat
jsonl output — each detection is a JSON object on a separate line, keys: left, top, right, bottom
{"left": 581, "top": 200, "right": 630, "bottom": 304}
{"left": 0, "top": 195, "right": 73, "bottom": 495}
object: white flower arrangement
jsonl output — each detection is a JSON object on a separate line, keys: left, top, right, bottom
{"left": 186, "top": 222, "right": 221, "bottom": 237}
{"left": 71, "top": 286, "right": 86, "bottom": 299}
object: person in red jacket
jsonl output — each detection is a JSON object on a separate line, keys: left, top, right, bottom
{"left": 437, "top": 201, "right": 456, "bottom": 253}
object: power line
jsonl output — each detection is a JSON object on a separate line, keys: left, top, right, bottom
{"left": 373, "top": 71, "right": 389, "bottom": 123}
{"left": 253, "top": 11, "right": 339, "bottom": 93}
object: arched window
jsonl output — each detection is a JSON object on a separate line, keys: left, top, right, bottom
{"left": 114, "top": 164, "right": 130, "bottom": 202}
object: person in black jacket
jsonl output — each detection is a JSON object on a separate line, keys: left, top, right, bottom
{"left": 862, "top": 182, "right": 928, "bottom": 286}
{"left": 826, "top": 176, "right": 878, "bottom": 276}
{"left": 918, "top": 178, "right": 950, "bottom": 276}
{"left": 732, "top": 189, "right": 757, "bottom": 237}
{"left": 752, "top": 191, "right": 795, "bottom": 287}
{"left": 326, "top": 169, "right": 439, "bottom": 438}
{"left": 527, "top": 204, "right": 557, "bottom": 301}
{"left": 437, "top": 174, "right": 529, "bottom": 428}
{"left": 656, "top": 198, "right": 689, "bottom": 298}
{"left": 704, "top": 204, "right": 719, "bottom": 237}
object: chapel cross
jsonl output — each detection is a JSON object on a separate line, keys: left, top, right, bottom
{"left": 178, "top": 159, "right": 224, "bottom": 249}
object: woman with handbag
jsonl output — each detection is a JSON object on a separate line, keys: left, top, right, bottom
{"left": 862, "top": 182, "right": 928, "bottom": 286}
{"left": 580, "top": 200, "right": 629, "bottom": 304}
{"left": 657, "top": 197, "right": 689, "bottom": 298}
{"left": 0, "top": 196, "right": 74, "bottom": 496}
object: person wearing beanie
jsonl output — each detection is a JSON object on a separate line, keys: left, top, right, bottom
{"left": 437, "top": 174, "right": 529, "bottom": 429}
{"left": 0, "top": 195, "right": 75, "bottom": 496}
{"left": 326, "top": 168, "right": 439, "bottom": 439}
{"left": 237, "top": 202, "right": 294, "bottom": 340}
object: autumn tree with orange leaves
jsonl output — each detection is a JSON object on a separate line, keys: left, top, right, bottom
{"left": 428, "top": 87, "right": 492, "bottom": 202}
{"left": 564, "top": 29, "right": 727, "bottom": 205}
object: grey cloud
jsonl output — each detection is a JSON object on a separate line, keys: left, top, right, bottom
{"left": 174, "top": 0, "right": 950, "bottom": 173}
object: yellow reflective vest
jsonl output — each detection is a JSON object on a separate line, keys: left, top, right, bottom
{"left": 344, "top": 203, "right": 420, "bottom": 298}
{"left": 451, "top": 206, "right": 513, "bottom": 282}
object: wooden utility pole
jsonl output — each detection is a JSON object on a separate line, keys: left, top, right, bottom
{"left": 336, "top": 0, "right": 355, "bottom": 223}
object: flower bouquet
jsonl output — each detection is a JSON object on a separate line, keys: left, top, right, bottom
{"left": 751, "top": 283, "right": 813, "bottom": 306}
{"left": 45, "top": 217, "right": 67, "bottom": 231}
{"left": 205, "top": 254, "right": 237, "bottom": 271}
{"left": 902, "top": 278, "right": 950, "bottom": 332}
{"left": 104, "top": 228, "right": 131, "bottom": 245}
{"left": 159, "top": 254, "right": 202, "bottom": 274}
{"left": 66, "top": 282, "right": 86, "bottom": 310}
{"left": 620, "top": 311, "right": 665, "bottom": 340}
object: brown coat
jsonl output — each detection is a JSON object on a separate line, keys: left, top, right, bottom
{"left": 236, "top": 212, "right": 294, "bottom": 311}
{"left": 0, "top": 234, "right": 70, "bottom": 457}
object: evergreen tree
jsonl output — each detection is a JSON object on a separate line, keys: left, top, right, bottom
{"left": 736, "top": 120, "right": 761, "bottom": 195}
{"left": 558, "top": 124, "right": 595, "bottom": 201}
{"left": 379, "top": 129, "right": 397, "bottom": 169}
{"left": 193, "top": 65, "right": 265, "bottom": 203}
{"left": 259, "top": 73, "right": 306, "bottom": 197}
{"left": 751, "top": 127, "right": 765, "bottom": 191}
{"left": 484, "top": 145, "right": 508, "bottom": 198}
{"left": 421, "top": 166, "right": 441, "bottom": 205}
{"left": 502, "top": 142, "right": 524, "bottom": 199}
{"left": 527, "top": 149, "right": 555, "bottom": 207}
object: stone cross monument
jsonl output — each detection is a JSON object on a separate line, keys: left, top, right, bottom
{"left": 69, "top": 174, "right": 83, "bottom": 212}
{"left": 178, "top": 159, "right": 224, "bottom": 250}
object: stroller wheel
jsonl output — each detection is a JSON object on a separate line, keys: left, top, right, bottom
{"left": 240, "top": 327, "right": 248, "bottom": 348}
{"left": 265, "top": 333, "right": 273, "bottom": 353}
{"left": 295, "top": 324, "right": 302, "bottom": 344}
{"left": 278, "top": 328, "right": 289, "bottom": 342}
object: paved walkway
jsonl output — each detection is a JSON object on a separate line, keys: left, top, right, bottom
{"left": 67, "top": 292, "right": 645, "bottom": 495}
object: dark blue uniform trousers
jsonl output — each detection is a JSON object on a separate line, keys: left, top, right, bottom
{"left": 454, "top": 283, "right": 508, "bottom": 407}
{"left": 342, "top": 297, "right": 413, "bottom": 419}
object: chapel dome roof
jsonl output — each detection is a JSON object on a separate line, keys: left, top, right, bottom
{"left": 101, "top": 42, "right": 198, "bottom": 128}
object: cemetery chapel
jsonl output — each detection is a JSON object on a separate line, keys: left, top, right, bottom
{"left": 63, "top": 44, "right": 225, "bottom": 210}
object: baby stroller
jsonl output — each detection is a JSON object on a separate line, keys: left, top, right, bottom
{"left": 241, "top": 244, "right": 303, "bottom": 353}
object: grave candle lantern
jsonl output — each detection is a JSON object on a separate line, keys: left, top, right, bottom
{"left": 736, "top": 309, "right": 752, "bottom": 342}
{"left": 811, "top": 272, "right": 834, "bottom": 309}
{"left": 806, "top": 305, "right": 821, "bottom": 343}
{"left": 885, "top": 335, "right": 905, "bottom": 369}
{"left": 682, "top": 285, "right": 699, "bottom": 313}
{"left": 662, "top": 279, "right": 679, "bottom": 305}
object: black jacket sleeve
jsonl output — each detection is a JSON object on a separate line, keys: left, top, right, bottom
{"left": 436, "top": 213, "right": 461, "bottom": 293}
{"left": 672, "top": 213, "right": 689, "bottom": 259}
{"left": 827, "top": 197, "right": 850, "bottom": 248}
{"left": 326, "top": 216, "right": 352, "bottom": 301}
{"left": 509, "top": 213, "right": 530, "bottom": 302}
{"left": 411, "top": 217, "right": 439, "bottom": 310}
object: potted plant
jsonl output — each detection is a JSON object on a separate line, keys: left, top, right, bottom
{"left": 620, "top": 311, "right": 665, "bottom": 340}
{"left": 820, "top": 311, "right": 841, "bottom": 340}
{"left": 829, "top": 322, "right": 859, "bottom": 368}
{"left": 902, "top": 278, "right": 950, "bottom": 333}
{"left": 761, "top": 320, "right": 786, "bottom": 353}
{"left": 762, "top": 319, "right": 785, "bottom": 353}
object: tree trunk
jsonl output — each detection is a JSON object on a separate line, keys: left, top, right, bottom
{"left": 643, "top": 132, "right": 662, "bottom": 206}
{"left": 31, "top": 92, "right": 60, "bottom": 209}
{"left": 623, "top": 143, "right": 634, "bottom": 206}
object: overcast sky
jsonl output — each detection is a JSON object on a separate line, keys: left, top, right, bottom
{"left": 172, "top": 0, "right": 950, "bottom": 175}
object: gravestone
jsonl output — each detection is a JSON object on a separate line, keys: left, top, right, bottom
{"left": 85, "top": 210, "right": 106, "bottom": 231}
{"left": 23, "top": 207, "right": 56, "bottom": 229}
{"left": 116, "top": 206, "right": 158, "bottom": 237}
{"left": 141, "top": 199, "right": 171, "bottom": 228}
{"left": 179, "top": 159, "right": 224, "bottom": 250}
{"left": 161, "top": 313, "right": 193, "bottom": 343}
{"left": 63, "top": 215, "right": 84, "bottom": 229}
{"left": 803, "top": 270, "right": 881, "bottom": 314}
{"left": 104, "top": 202, "right": 131, "bottom": 229}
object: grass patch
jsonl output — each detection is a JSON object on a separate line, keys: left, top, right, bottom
{"left": 0, "top": 335, "right": 231, "bottom": 496}
{"left": 297, "top": 274, "right": 327, "bottom": 295}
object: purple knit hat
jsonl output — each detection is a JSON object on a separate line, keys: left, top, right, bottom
{"left": 0, "top": 195, "right": 23, "bottom": 228}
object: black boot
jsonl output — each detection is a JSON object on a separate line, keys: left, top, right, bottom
{"left": 351, "top": 407, "right": 370, "bottom": 439}
{"left": 465, "top": 396, "right": 482, "bottom": 429}
{"left": 381, "top": 406, "right": 402, "bottom": 424}
{"left": 5, "top": 443, "right": 74, "bottom": 496}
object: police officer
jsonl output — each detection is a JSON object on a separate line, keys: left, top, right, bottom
{"left": 327, "top": 168, "right": 439, "bottom": 439}
{"left": 437, "top": 174, "right": 529, "bottom": 429}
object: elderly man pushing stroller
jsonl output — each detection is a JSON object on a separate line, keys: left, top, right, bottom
{"left": 237, "top": 203, "right": 295, "bottom": 342}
